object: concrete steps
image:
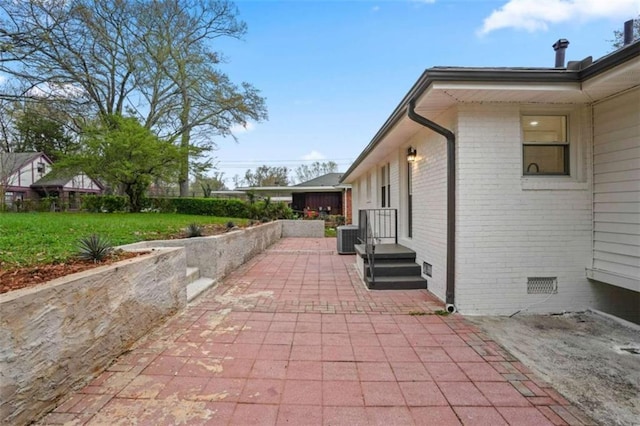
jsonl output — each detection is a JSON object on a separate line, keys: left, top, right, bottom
{"left": 355, "top": 244, "right": 428, "bottom": 290}
{"left": 186, "top": 267, "right": 200, "bottom": 284}
{"left": 185, "top": 267, "right": 216, "bottom": 302}
{"left": 364, "top": 275, "right": 428, "bottom": 290}
{"left": 367, "top": 261, "right": 422, "bottom": 277}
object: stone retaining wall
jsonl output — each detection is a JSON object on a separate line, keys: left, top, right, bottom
{"left": 0, "top": 248, "right": 186, "bottom": 426}
{"left": 281, "top": 219, "right": 325, "bottom": 237}
{"left": 122, "top": 220, "right": 323, "bottom": 279}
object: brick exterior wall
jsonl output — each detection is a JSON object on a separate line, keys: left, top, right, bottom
{"left": 349, "top": 103, "right": 627, "bottom": 316}
{"left": 452, "top": 103, "right": 599, "bottom": 315}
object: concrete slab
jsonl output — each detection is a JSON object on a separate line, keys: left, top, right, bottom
{"left": 467, "top": 311, "right": 640, "bottom": 426}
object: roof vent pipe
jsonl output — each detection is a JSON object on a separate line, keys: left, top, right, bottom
{"left": 624, "top": 19, "right": 634, "bottom": 45}
{"left": 553, "top": 39, "right": 570, "bottom": 67}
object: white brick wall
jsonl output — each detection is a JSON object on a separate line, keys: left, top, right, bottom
{"left": 400, "top": 121, "right": 451, "bottom": 303}
{"left": 349, "top": 103, "right": 605, "bottom": 316}
{"left": 455, "top": 103, "right": 596, "bottom": 315}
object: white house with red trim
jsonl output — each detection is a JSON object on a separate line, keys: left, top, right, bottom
{"left": 341, "top": 36, "right": 639, "bottom": 323}
{"left": 1, "top": 152, "right": 102, "bottom": 210}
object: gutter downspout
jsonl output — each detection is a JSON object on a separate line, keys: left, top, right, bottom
{"left": 407, "top": 99, "right": 456, "bottom": 313}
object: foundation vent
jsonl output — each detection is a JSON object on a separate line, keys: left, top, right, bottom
{"left": 527, "top": 277, "right": 557, "bottom": 294}
{"left": 423, "top": 262, "right": 432, "bottom": 277}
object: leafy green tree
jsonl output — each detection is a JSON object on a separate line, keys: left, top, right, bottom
{"left": 294, "top": 161, "right": 338, "bottom": 184}
{"left": 63, "top": 115, "right": 180, "bottom": 212}
{"left": 244, "top": 165, "right": 289, "bottom": 187}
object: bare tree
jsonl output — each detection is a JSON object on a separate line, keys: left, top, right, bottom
{"left": 609, "top": 16, "right": 639, "bottom": 49}
{"left": 0, "top": 0, "right": 267, "bottom": 195}
{"left": 294, "top": 161, "right": 338, "bottom": 184}
{"left": 244, "top": 165, "right": 289, "bottom": 187}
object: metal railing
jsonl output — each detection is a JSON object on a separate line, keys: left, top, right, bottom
{"left": 358, "top": 209, "right": 398, "bottom": 287}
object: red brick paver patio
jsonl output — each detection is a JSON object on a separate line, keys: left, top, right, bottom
{"left": 40, "top": 238, "right": 591, "bottom": 425}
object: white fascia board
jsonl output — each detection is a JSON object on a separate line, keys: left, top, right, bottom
{"left": 430, "top": 81, "right": 581, "bottom": 92}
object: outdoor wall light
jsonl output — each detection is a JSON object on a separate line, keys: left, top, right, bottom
{"left": 407, "top": 147, "right": 417, "bottom": 162}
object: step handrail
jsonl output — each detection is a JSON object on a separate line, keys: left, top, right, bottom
{"left": 358, "top": 209, "right": 398, "bottom": 287}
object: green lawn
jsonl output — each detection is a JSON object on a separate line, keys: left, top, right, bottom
{"left": 0, "top": 212, "right": 249, "bottom": 268}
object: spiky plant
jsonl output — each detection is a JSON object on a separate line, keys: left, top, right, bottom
{"left": 225, "top": 221, "right": 236, "bottom": 230}
{"left": 77, "top": 234, "right": 113, "bottom": 262}
{"left": 185, "top": 223, "right": 203, "bottom": 238}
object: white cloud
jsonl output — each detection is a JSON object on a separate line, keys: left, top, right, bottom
{"left": 0, "top": 74, "right": 6, "bottom": 85}
{"left": 372, "top": 5, "right": 380, "bottom": 12}
{"left": 26, "top": 82, "right": 84, "bottom": 99}
{"left": 301, "top": 150, "right": 326, "bottom": 161}
{"left": 230, "top": 121, "right": 255, "bottom": 135}
{"left": 479, "top": 0, "right": 640, "bottom": 35}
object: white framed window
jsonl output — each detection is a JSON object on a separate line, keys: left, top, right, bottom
{"left": 522, "top": 115, "right": 569, "bottom": 176}
{"left": 380, "top": 163, "right": 390, "bottom": 207}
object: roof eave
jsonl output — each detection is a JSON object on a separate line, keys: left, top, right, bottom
{"left": 339, "top": 69, "right": 580, "bottom": 183}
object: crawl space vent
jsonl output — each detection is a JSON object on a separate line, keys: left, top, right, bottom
{"left": 527, "top": 277, "right": 557, "bottom": 294}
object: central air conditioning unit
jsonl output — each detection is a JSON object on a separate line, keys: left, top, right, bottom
{"left": 337, "top": 225, "right": 359, "bottom": 254}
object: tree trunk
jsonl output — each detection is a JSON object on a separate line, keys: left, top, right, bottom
{"left": 178, "top": 87, "right": 191, "bottom": 197}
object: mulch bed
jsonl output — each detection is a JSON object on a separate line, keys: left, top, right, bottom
{"left": 0, "top": 251, "right": 148, "bottom": 294}
{"left": 0, "top": 223, "right": 246, "bottom": 295}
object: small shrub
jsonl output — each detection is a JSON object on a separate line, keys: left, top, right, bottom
{"left": 154, "top": 197, "right": 250, "bottom": 218}
{"left": 185, "top": 223, "right": 204, "bottom": 238}
{"left": 225, "top": 221, "right": 236, "bottom": 230}
{"left": 81, "top": 195, "right": 128, "bottom": 213}
{"left": 77, "top": 234, "right": 113, "bottom": 262}
{"left": 81, "top": 195, "right": 102, "bottom": 212}
{"left": 325, "top": 227, "right": 337, "bottom": 238}
{"left": 102, "top": 195, "right": 128, "bottom": 212}
{"left": 37, "top": 196, "right": 58, "bottom": 212}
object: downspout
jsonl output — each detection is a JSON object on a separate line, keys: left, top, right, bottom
{"left": 407, "top": 99, "right": 456, "bottom": 313}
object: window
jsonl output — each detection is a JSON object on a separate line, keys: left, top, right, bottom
{"left": 37, "top": 162, "right": 46, "bottom": 174}
{"left": 380, "top": 163, "right": 390, "bottom": 207}
{"left": 522, "top": 115, "right": 569, "bottom": 175}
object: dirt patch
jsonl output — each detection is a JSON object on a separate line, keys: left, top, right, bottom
{"left": 467, "top": 311, "right": 640, "bottom": 426}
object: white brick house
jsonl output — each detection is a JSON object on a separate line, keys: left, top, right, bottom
{"left": 341, "top": 40, "right": 639, "bottom": 322}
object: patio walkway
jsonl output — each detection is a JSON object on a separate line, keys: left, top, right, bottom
{"left": 40, "top": 238, "right": 590, "bottom": 425}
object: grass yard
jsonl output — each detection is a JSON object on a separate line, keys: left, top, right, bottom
{"left": 0, "top": 212, "right": 249, "bottom": 268}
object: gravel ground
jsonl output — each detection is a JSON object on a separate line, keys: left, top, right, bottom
{"left": 467, "top": 311, "right": 640, "bottom": 426}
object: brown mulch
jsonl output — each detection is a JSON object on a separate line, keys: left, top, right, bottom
{"left": 0, "top": 251, "right": 148, "bottom": 295}
{"left": 0, "top": 223, "right": 247, "bottom": 295}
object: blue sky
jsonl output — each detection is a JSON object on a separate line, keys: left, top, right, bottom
{"left": 208, "top": 0, "right": 639, "bottom": 185}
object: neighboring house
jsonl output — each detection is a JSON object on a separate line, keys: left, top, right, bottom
{"left": 0, "top": 152, "right": 102, "bottom": 210}
{"left": 341, "top": 36, "right": 639, "bottom": 323}
{"left": 238, "top": 173, "right": 353, "bottom": 222}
